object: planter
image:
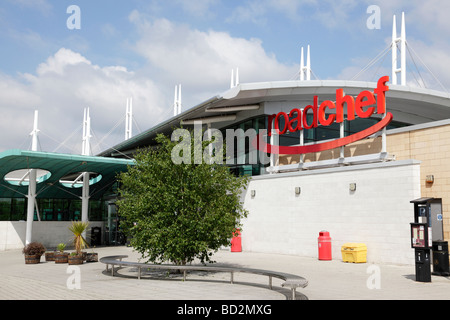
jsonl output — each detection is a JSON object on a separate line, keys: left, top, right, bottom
{"left": 22, "top": 242, "right": 46, "bottom": 264}
{"left": 25, "top": 254, "right": 41, "bottom": 264}
{"left": 55, "top": 252, "right": 69, "bottom": 264}
{"left": 86, "top": 252, "right": 98, "bottom": 263}
{"left": 68, "top": 254, "right": 83, "bottom": 265}
{"left": 45, "top": 252, "right": 56, "bottom": 262}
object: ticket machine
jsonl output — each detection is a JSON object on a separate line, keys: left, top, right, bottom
{"left": 411, "top": 198, "right": 443, "bottom": 241}
{"left": 410, "top": 222, "right": 432, "bottom": 282}
{"left": 410, "top": 198, "right": 448, "bottom": 281}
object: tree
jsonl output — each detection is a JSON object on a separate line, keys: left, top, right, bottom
{"left": 117, "top": 131, "right": 249, "bottom": 265}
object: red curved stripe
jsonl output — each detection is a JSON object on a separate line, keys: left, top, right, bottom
{"left": 252, "top": 113, "right": 393, "bottom": 155}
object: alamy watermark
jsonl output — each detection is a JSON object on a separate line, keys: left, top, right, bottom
{"left": 366, "top": 5, "right": 381, "bottom": 30}
{"left": 67, "top": 5, "right": 81, "bottom": 30}
{"left": 171, "top": 123, "right": 272, "bottom": 165}
{"left": 66, "top": 266, "right": 81, "bottom": 290}
{"left": 366, "top": 265, "right": 381, "bottom": 290}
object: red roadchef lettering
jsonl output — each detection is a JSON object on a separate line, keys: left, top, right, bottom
{"left": 252, "top": 76, "right": 393, "bottom": 155}
{"left": 268, "top": 76, "right": 390, "bottom": 136}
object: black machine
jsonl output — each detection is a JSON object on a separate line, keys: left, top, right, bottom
{"left": 410, "top": 198, "right": 449, "bottom": 282}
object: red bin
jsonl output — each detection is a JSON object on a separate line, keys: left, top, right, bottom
{"left": 318, "top": 231, "right": 332, "bottom": 260}
{"left": 231, "top": 229, "right": 242, "bottom": 252}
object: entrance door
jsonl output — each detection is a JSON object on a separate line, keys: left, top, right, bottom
{"left": 105, "top": 201, "right": 125, "bottom": 245}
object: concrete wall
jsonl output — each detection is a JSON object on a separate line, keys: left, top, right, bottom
{"left": 0, "top": 221, "right": 104, "bottom": 251}
{"left": 241, "top": 160, "right": 421, "bottom": 265}
{"left": 0, "top": 222, "right": 26, "bottom": 251}
{"left": 279, "top": 120, "right": 450, "bottom": 243}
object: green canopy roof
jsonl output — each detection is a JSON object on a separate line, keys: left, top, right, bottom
{"left": 0, "top": 149, "right": 135, "bottom": 200}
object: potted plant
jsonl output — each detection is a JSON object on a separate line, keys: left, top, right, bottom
{"left": 68, "top": 221, "right": 89, "bottom": 265}
{"left": 86, "top": 247, "right": 98, "bottom": 263}
{"left": 54, "top": 243, "right": 69, "bottom": 264}
{"left": 22, "top": 242, "right": 46, "bottom": 264}
{"left": 68, "top": 251, "right": 83, "bottom": 265}
{"left": 44, "top": 248, "right": 57, "bottom": 262}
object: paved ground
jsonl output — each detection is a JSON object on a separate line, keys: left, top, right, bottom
{"left": 1, "top": 245, "right": 450, "bottom": 301}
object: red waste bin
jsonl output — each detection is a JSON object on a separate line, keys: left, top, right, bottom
{"left": 231, "top": 229, "right": 242, "bottom": 252}
{"left": 318, "top": 231, "right": 332, "bottom": 260}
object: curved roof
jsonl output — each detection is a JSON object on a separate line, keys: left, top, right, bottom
{"left": 99, "top": 79, "right": 450, "bottom": 157}
{"left": 0, "top": 149, "right": 134, "bottom": 199}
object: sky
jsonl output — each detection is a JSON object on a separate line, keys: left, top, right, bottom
{"left": 1, "top": 0, "right": 450, "bottom": 155}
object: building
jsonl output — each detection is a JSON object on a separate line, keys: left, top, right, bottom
{"left": 0, "top": 109, "right": 134, "bottom": 250}
{"left": 98, "top": 14, "right": 450, "bottom": 265}
{"left": 2, "top": 13, "right": 450, "bottom": 265}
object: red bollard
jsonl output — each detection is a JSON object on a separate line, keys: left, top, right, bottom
{"left": 231, "top": 229, "right": 242, "bottom": 252}
{"left": 318, "top": 231, "right": 332, "bottom": 260}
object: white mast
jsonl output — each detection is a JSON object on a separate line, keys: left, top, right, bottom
{"left": 31, "top": 110, "right": 39, "bottom": 151}
{"left": 173, "top": 85, "right": 182, "bottom": 116}
{"left": 25, "top": 110, "right": 39, "bottom": 245}
{"left": 81, "top": 107, "right": 91, "bottom": 224}
{"left": 230, "top": 68, "right": 239, "bottom": 88}
{"left": 125, "top": 98, "right": 133, "bottom": 140}
{"left": 82, "top": 107, "right": 91, "bottom": 156}
{"left": 300, "top": 45, "right": 311, "bottom": 81}
{"left": 392, "top": 12, "right": 406, "bottom": 85}
{"left": 178, "top": 85, "right": 182, "bottom": 115}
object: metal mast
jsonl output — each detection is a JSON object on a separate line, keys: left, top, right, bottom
{"left": 392, "top": 12, "right": 406, "bottom": 85}
{"left": 125, "top": 98, "right": 133, "bottom": 140}
{"left": 25, "top": 110, "right": 39, "bottom": 245}
{"left": 300, "top": 45, "right": 311, "bottom": 81}
{"left": 173, "top": 85, "right": 182, "bottom": 116}
{"left": 81, "top": 107, "right": 91, "bottom": 224}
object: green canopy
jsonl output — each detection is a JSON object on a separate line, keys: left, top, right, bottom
{"left": 0, "top": 149, "right": 135, "bottom": 200}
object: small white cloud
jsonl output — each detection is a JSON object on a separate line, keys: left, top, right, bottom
{"left": 37, "top": 48, "right": 92, "bottom": 76}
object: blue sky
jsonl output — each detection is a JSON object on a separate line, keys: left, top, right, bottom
{"left": 1, "top": 0, "right": 449, "bottom": 154}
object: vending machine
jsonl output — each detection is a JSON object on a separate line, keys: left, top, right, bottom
{"left": 410, "top": 222, "right": 431, "bottom": 282}
{"left": 411, "top": 197, "right": 443, "bottom": 241}
{"left": 410, "top": 198, "right": 449, "bottom": 280}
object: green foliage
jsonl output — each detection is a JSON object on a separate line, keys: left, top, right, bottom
{"left": 68, "top": 221, "right": 89, "bottom": 254}
{"left": 57, "top": 243, "right": 66, "bottom": 253}
{"left": 117, "top": 131, "right": 249, "bottom": 265}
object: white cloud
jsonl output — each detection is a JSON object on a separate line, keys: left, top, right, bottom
{"left": 0, "top": 13, "right": 301, "bottom": 154}
{"left": 36, "top": 48, "right": 92, "bottom": 76}
{"left": 130, "top": 13, "right": 297, "bottom": 103}
{"left": 0, "top": 48, "right": 166, "bottom": 154}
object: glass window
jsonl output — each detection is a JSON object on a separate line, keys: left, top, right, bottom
{"left": 0, "top": 198, "right": 11, "bottom": 221}
{"left": 11, "top": 198, "right": 26, "bottom": 221}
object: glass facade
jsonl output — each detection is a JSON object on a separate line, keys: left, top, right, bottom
{"left": 0, "top": 198, "right": 108, "bottom": 222}
{"left": 0, "top": 112, "right": 409, "bottom": 221}
{"left": 0, "top": 198, "right": 26, "bottom": 221}
{"left": 222, "top": 114, "right": 409, "bottom": 177}
{"left": 223, "top": 116, "right": 268, "bottom": 177}
{"left": 280, "top": 115, "right": 408, "bottom": 146}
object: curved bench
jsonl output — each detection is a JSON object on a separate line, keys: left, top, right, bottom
{"left": 100, "top": 255, "right": 308, "bottom": 300}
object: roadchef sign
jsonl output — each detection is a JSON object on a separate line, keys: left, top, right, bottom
{"left": 254, "top": 76, "right": 393, "bottom": 155}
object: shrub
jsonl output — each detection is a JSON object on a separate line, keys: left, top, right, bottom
{"left": 22, "top": 242, "right": 46, "bottom": 256}
{"left": 57, "top": 243, "right": 66, "bottom": 253}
